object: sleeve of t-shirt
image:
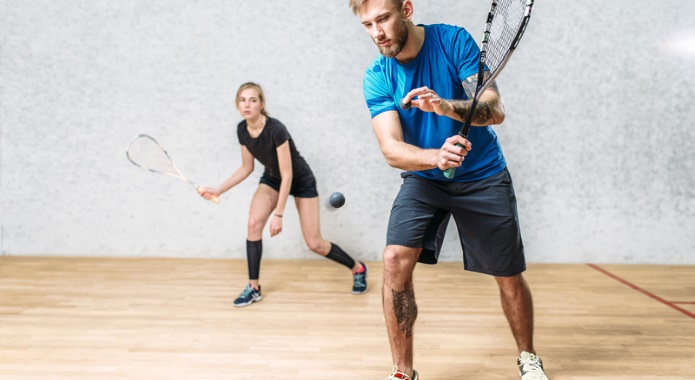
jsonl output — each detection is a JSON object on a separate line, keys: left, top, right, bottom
{"left": 363, "top": 60, "right": 396, "bottom": 119}
{"left": 236, "top": 122, "right": 246, "bottom": 146}
{"left": 450, "top": 27, "right": 482, "bottom": 83}
{"left": 269, "top": 120, "right": 290, "bottom": 147}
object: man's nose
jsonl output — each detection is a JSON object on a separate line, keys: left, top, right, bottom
{"left": 369, "top": 25, "right": 383, "bottom": 39}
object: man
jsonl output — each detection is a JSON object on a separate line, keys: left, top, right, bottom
{"left": 349, "top": 0, "right": 549, "bottom": 379}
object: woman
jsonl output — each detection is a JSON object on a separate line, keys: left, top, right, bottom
{"left": 199, "top": 82, "right": 367, "bottom": 307}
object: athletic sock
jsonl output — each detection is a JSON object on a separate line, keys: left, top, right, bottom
{"left": 325, "top": 243, "right": 356, "bottom": 270}
{"left": 246, "top": 239, "right": 262, "bottom": 280}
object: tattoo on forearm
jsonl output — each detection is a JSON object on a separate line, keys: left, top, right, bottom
{"left": 462, "top": 74, "right": 478, "bottom": 99}
{"left": 391, "top": 288, "right": 418, "bottom": 338}
{"left": 452, "top": 80, "right": 502, "bottom": 125}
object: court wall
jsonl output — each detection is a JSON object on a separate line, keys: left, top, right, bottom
{"left": 1, "top": 0, "right": 693, "bottom": 264}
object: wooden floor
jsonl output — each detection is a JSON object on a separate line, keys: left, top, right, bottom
{"left": 1, "top": 257, "right": 694, "bottom": 380}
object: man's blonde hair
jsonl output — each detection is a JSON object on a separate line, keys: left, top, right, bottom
{"left": 349, "top": 0, "right": 404, "bottom": 15}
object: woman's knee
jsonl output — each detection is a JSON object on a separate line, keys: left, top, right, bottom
{"left": 247, "top": 217, "right": 264, "bottom": 234}
{"left": 305, "top": 238, "right": 325, "bottom": 254}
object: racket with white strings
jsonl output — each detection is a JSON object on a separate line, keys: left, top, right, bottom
{"left": 399, "top": 0, "right": 534, "bottom": 178}
{"left": 126, "top": 134, "right": 220, "bottom": 204}
{"left": 442, "top": 0, "right": 533, "bottom": 178}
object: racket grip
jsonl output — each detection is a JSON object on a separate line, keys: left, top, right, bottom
{"left": 196, "top": 186, "right": 221, "bottom": 204}
{"left": 442, "top": 142, "right": 465, "bottom": 179}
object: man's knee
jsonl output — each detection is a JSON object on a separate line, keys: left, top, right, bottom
{"left": 496, "top": 273, "right": 528, "bottom": 294}
{"left": 383, "top": 245, "right": 419, "bottom": 276}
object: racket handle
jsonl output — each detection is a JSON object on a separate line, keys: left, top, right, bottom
{"left": 442, "top": 142, "right": 465, "bottom": 179}
{"left": 196, "top": 186, "right": 221, "bottom": 204}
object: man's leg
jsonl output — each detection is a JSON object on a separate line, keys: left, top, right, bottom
{"left": 495, "top": 273, "right": 535, "bottom": 353}
{"left": 383, "top": 244, "right": 421, "bottom": 378}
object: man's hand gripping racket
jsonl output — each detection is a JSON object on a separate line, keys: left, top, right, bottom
{"left": 126, "top": 134, "right": 220, "bottom": 204}
{"left": 401, "top": 0, "right": 534, "bottom": 179}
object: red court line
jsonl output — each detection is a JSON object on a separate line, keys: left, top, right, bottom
{"left": 587, "top": 263, "right": 695, "bottom": 320}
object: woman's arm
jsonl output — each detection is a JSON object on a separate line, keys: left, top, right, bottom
{"left": 269, "top": 141, "right": 292, "bottom": 236}
{"left": 199, "top": 145, "right": 254, "bottom": 200}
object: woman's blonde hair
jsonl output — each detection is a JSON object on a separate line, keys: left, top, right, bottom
{"left": 235, "top": 82, "right": 268, "bottom": 117}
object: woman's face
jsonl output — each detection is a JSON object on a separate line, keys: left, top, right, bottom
{"left": 237, "top": 88, "right": 264, "bottom": 120}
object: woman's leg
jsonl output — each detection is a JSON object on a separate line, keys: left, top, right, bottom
{"left": 295, "top": 196, "right": 363, "bottom": 274}
{"left": 245, "top": 184, "right": 278, "bottom": 288}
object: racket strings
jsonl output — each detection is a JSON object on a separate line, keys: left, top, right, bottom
{"left": 483, "top": 0, "right": 527, "bottom": 75}
{"left": 126, "top": 136, "right": 180, "bottom": 177}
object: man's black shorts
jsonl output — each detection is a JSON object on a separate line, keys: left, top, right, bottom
{"left": 386, "top": 167, "right": 526, "bottom": 277}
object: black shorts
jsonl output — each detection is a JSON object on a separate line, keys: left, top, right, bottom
{"left": 386, "top": 167, "right": 526, "bottom": 277}
{"left": 259, "top": 174, "right": 319, "bottom": 198}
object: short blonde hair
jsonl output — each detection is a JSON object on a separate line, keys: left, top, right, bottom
{"left": 349, "top": 0, "right": 404, "bottom": 15}
{"left": 235, "top": 82, "right": 268, "bottom": 117}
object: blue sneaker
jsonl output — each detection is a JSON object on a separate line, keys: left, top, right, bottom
{"left": 352, "top": 262, "right": 368, "bottom": 294}
{"left": 233, "top": 284, "right": 262, "bottom": 307}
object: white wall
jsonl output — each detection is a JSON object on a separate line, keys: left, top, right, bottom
{"left": 1, "top": 0, "right": 693, "bottom": 264}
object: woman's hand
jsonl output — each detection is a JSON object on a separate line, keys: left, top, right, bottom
{"left": 269, "top": 214, "right": 283, "bottom": 237}
{"left": 197, "top": 186, "right": 220, "bottom": 201}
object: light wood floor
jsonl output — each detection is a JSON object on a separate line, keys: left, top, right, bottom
{"left": 1, "top": 257, "right": 694, "bottom": 380}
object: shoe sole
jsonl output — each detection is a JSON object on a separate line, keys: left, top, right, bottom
{"left": 233, "top": 295, "right": 262, "bottom": 308}
{"left": 352, "top": 262, "right": 368, "bottom": 294}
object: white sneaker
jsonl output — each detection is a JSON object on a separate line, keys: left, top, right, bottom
{"left": 518, "top": 351, "right": 549, "bottom": 380}
{"left": 385, "top": 366, "right": 419, "bottom": 380}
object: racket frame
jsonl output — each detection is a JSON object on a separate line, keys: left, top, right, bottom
{"left": 443, "top": 0, "right": 534, "bottom": 179}
{"left": 126, "top": 134, "right": 220, "bottom": 204}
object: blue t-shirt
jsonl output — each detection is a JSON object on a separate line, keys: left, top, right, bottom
{"left": 363, "top": 24, "right": 506, "bottom": 182}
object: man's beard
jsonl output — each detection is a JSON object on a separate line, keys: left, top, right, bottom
{"left": 376, "top": 19, "right": 409, "bottom": 58}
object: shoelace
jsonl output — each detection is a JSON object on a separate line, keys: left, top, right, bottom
{"left": 353, "top": 272, "right": 366, "bottom": 287}
{"left": 385, "top": 366, "right": 412, "bottom": 380}
{"left": 239, "top": 285, "right": 255, "bottom": 298}
{"left": 519, "top": 353, "right": 546, "bottom": 380}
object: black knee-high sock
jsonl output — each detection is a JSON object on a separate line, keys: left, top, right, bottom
{"left": 325, "top": 243, "right": 356, "bottom": 270}
{"left": 246, "top": 239, "right": 262, "bottom": 281}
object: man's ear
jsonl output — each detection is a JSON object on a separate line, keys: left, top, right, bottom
{"left": 402, "top": 0, "right": 414, "bottom": 21}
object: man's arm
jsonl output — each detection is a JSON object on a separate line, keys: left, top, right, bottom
{"left": 401, "top": 73, "right": 506, "bottom": 126}
{"left": 371, "top": 110, "right": 471, "bottom": 172}
{"left": 449, "top": 73, "right": 505, "bottom": 126}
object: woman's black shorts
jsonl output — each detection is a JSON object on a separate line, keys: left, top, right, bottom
{"left": 259, "top": 174, "right": 319, "bottom": 198}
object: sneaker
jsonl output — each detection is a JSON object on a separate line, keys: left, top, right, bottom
{"left": 518, "top": 351, "right": 549, "bottom": 380}
{"left": 233, "top": 284, "right": 262, "bottom": 307}
{"left": 352, "top": 262, "right": 368, "bottom": 294}
{"left": 385, "top": 366, "right": 419, "bottom": 380}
